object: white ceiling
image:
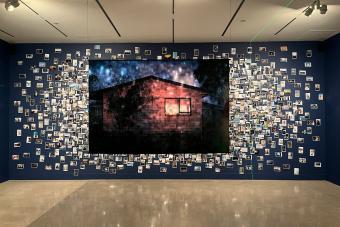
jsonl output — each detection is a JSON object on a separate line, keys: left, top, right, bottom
{"left": 0, "top": 0, "right": 339, "bottom": 43}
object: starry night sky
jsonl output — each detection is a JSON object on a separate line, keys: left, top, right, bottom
{"left": 89, "top": 60, "right": 200, "bottom": 92}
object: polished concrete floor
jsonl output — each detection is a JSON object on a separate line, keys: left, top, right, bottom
{"left": 0, "top": 180, "right": 339, "bottom": 227}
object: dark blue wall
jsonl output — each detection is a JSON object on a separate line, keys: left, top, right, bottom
{"left": 325, "top": 34, "right": 340, "bottom": 185}
{"left": 7, "top": 42, "right": 326, "bottom": 180}
{"left": 0, "top": 40, "right": 10, "bottom": 182}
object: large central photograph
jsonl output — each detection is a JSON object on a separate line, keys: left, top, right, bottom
{"left": 89, "top": 60, "right": 229, "bottom": 154}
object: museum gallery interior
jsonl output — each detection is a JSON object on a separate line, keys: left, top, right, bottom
{"left": 0, "top": 0, "right": 340, "bottom": 226}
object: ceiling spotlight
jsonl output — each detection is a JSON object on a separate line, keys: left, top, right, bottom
{"left": 5, "top": 0, "right": 20, "bottom": 12}
{"left": 319, "top": 4, "right": 328, "bottom": 14}
{"left": 305, "top": 6, "right": 314, "bottom": 16}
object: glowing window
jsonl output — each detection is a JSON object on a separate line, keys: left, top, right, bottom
{"left": 165, "top": 98, "right": 191, "bottom": 115}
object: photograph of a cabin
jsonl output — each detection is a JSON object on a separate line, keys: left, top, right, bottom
{"left": 89, "top": 60, "right": 229, "bottom": 154}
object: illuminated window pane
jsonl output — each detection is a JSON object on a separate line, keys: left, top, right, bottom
{"left": 179, "top": 99, "right": 191, "bottom": 114}
{"left": 165, "top": 99, "right": 179, "bottom": 115}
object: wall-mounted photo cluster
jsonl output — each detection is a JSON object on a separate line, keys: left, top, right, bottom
{"left": 10, "top": 43, "right": 324, "bottom": 178}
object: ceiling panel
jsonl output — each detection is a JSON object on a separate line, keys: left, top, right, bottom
{"left": 0, "top": 0, "right": 339, "bottom": 43}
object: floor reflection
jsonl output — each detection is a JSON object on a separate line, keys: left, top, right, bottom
{"left": 5, "top": 180, "right": 338, "bottom": 227}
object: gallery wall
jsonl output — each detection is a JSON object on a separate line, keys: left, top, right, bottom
{"left": 324, "top": 33, "right": 340, "bottom": 185}
{"left": 0, "top": 40, "right": 10, "bottom": 182}
{"left": 8, "top": 41, "right": 326, "bottom": 180}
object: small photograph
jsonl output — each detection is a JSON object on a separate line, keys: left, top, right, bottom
{"left": 294, "top": 168, "right": 300, "bottom": 175}
{"left": 14, "top": 142, "right": 21, "bottom": 147}
{"left": 104, "top": 48, "right": 112, "bottom": 54}
{"left": 55, "top": 163, "right": 61, "bottom": 170}
{"left": 268, "top": 51, "right": 275, "bottom": 56}
{"left": 31, "top": 163, "right": 38, "bottom": 168}
{"left": 297, "top": 138, "right": 304, "bottom": 143}
{"left": 180, "top": 52, "right": 187, "bottom": 59}
{"left": 73, "top": 169, "right": 79, "bottom": 176}
{"left": 305, "top": 62, "right": 312, "bottom": 67}
{"left": 312, "top": 136, "right": 320, "bottom": 141}
{"left": 280, "top": 46, "right": 288, "bottom": 51}
{"left": 298, "top": 147, "right": 304, "bottom": 154}
{"left": 261, "top": 59, "right": 269, "bottom": 64}
{"left": 75, "top": 50, "right": 81, "bottom": 58}
{"left": 274, "top": 166, "right": 281, "bottom": 172}
{"left": 306, "top": 49, "right": 312, "bottom": 57}
{"left": 314, "top": 162, "right": 322, "bottom": 168}
{"left": 55, "top": 48, "right": 62, "bottom": 53}
{"left": 94, "top": 44, "right": 101, "bottom": 50}
{"left": 266, "top": 160, "right": 274, "bottom": 165}
{"left": 160, "top": 167, "right": 167, "bottom": 173}
{"left": 259, "top": 47, "right": 267, "bottom": 52}
{"left": 117, "top": 53, "right": 124, "bottom": 59}
{"left": 213, "top": 44, "right": 218, "bottom": 52}
{"left": 193, "top": 49, "right": 199, "bottom": 57}
{"left": 137, "top": 166, "right": 143, "bottom": 173}
{"left": 310, "top": 104, "right": 318, "bottom": 109}
{"left": 193, "top": 166, "right": 201, "bottom": 172}
{"left": 316, "top": 119, "right": 321, "bottom": 126}
{"left": 180, "top": 167, "right": 187, "bottom": 173}
{"left": 222, "top": 52, "right": 229, "bottom": 59}
{"left": 299, "top": 70, "right": 306, "bottom": 75}
{"left": 291, "top": 68, "right": 296, "bottom": 75}
{"left": 280, "top": 57, "right": 287, "bottom": 62}
{"left": 299, "top": 158, "right": 307, "bottom": 163}
{"left": 288, "top": 152, "right": 293, "bottom": 159}
{"left": 63, "top": 164, "right": 69, "bottom": 172}
{"left": 134, "top": 47, "right": 140, "bottom": 54}
{"left": 144, "top": 49, "right": 152, "bottom": 55}
{"left": 12, "top": 155, "right": 19, "bottom": 160}
{"left": 44, "top": 54, "right": 50, "bottom": 60}
{"left": 306, "top": 76, "right": 313, "bottom": 81}
{"left": 318, "top": 93, "right": 324, "bottom": 100}
{"left": 310, "top": 149, "right": 316, "bottom": 156}
{"left": 18, "top": 74, "right": 26, "bottom": 79}
{"left": 247, "top": 47, "right": 252, "bottom": 54}
{"left": 36, "top": 49, "right": 43, "bottom": 54}
{"left": 255, "top": 54, "right": 260, "bottom": 61}
{"left": 231, "top": 47, "right": 236, "bottom": 55}
{"left": 162, "top": 47, "right": 168, "bottom": 55}
{"left": 17, "top": 164, "right": 24, "bottom": 170}
{"left": 292, "top": 52, "right": 297, "bottom": 59}
{"left": 26, "top": 54, "right": 33, "bottom": 59}
{"left": 124, "top": 49, "right": 131, "bottom": 55}
{"left": 239, "top": 167, "right": 244, "bottom": 174}
{"left": 282, "top": 164, "right": 290, "bottom": 170}
{"left": 86, "top": 49, "right": 91, "bottom": 56}
{"left": 315, "top": 83, "right": 321, "bottom": 91}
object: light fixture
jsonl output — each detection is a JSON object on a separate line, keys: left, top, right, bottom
{"left": 305, "top": 0, "right": 328, "bottom": 16}
{"left": 305, "top": 6, "right": 314, "bottom": 16}
{"left": 319, "top": 4, "right": 328, "bottom": 14}
{"left": 5, "top": 0, "right": 20, "bottom": 12}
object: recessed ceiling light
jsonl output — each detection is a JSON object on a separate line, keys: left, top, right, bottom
{"left": 5, "top": 0, "right": 20, "bottom": 12}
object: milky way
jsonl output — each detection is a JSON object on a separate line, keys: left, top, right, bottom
{"left": 89, "top": 61, "right": 200, "bottom": 91}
